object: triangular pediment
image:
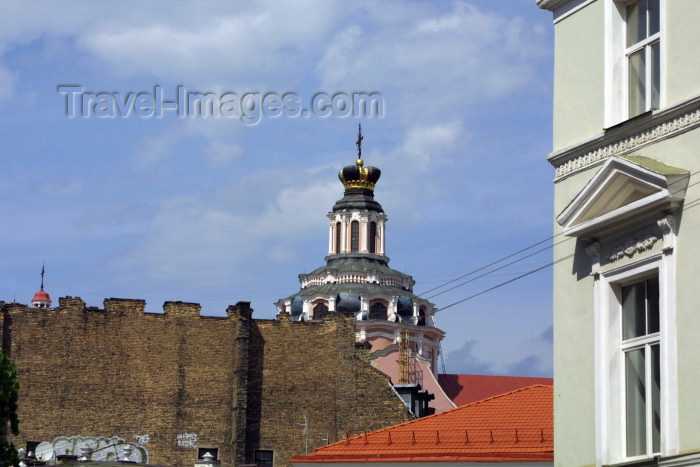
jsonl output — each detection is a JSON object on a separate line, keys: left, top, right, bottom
{"left": 557, "top": 156, "right": 688, "bottom": 237}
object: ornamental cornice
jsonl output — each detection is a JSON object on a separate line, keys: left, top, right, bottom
{"left": 549, "top": 96, "right": 700, "bottom": 181}
{"left": 607, "top": 233, "right": 658, "bottom": 262}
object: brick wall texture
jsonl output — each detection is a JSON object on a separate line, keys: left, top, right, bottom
{"left": 0, "top": 298, "right": 411, "bottom": 467}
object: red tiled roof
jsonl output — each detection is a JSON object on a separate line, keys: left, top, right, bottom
{"left": 438, "top": 374, "right": 553, "bottom": 407}
{"left": 290, "top": 385, "right": 553, "bottom": 464}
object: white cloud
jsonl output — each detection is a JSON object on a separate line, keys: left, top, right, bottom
{"left": 113, "top": 164, "right": 338, "bottom": 289}
{"left": 0, "top": 66, "right": 16, "bottom": 101}
{"left": 315, "top": 1, "right": 548, "bottom": 123}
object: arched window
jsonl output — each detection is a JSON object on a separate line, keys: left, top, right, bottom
{"left": 369, "top": 221, "right": 377, "bottom": 254}
{"left": 335, "top": 222, "right": 341, "bottom": 253}
{"left": 369, "top": 302, "right": 387, "bottom": 320}
{"left": 417, "top": 307, "right": 426, "bottom": 326}
{"left": 313, "top": 302, "right": 329, "bottom": 319}
{"left": 351, "top": 220, "right": 359, "bottom": 252}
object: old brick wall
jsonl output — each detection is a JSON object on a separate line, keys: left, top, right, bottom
{"left": 1, "top": 299, "right": 411, "bottom": 467}
{"left": 2, "top": 298, "right": 246, "bottom": 467}
{"left": 248, "top": 312, "right": 412, "bottom": 467}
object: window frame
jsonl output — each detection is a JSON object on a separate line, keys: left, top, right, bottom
{"left": 620, "top": 275, "right": 661, "bottom": 459}
{"left": 369, "top": 221, "right": 377, "bottom": 254}
{"left": 605, "top": 0, "right": 664, "bottom": 127}
{"left": 594, "top": 253, "right": 678, "bottom": 464}
{"left": 335, "top": 221, "right": 341, "bottom": 254}
{"left": 350, "top": 220, "right": 359, "bottom": 253}
{"left": 254, "top": 449, "right": 273, "bottom": 467}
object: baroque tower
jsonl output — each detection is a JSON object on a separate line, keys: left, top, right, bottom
{"left": 275, "top": 128, "right": 449, "bottom": 408}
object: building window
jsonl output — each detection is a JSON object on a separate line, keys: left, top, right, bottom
{"left": 417, "top": 306, "right": 426, "bottom": 326}
{"left": 335, "top": 222, "right": 341, "bottom": 253}
{"left": 621, "top": 276, "right": 660, "bottom": 458}
{"left": 626, "top": 0, "right": 660, "bottom": 118}
{"left": 351, "top": 221, "right": 359, "bottom": 252}
{"left": 605, "top": 0, "right": 662, "bottom": 126}
{"left": 595, "top": 252, "right": 677, "bottom": 465}
{"left": 369, "top": 302, "right": 387, "bottom": 320}
{"left": 313, "top": 302, "right": 328, "bottom": 319}
{"left": 369, "top": 221, "right": 377, "bottom": 254}
{"left": 255, "top": 450, "right": 273, "bottom": 467}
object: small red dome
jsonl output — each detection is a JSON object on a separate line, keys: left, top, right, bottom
{"left": 32, "top": 290, "right": 51, "bottom": 302}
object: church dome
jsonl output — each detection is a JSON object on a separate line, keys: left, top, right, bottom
{"left": 32, "top": 290, "right": 51, "bottom": 302}
{"left": 336, "top": 292, "right": 361, "bottom": 314}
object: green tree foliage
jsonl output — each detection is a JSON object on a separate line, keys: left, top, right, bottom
{"left": 0, "top": 350, "right": 19, "bottom": 467}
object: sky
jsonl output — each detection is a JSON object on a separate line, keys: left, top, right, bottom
{"left": 0, "top": 1, "right": 556, "bottom": 377}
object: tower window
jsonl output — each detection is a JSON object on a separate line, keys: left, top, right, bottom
{"left": 335, "top": 222, "right": 341, "bottom": 254}
{"left": 351, "top": 221, "right": 359, "bottom": 252}
{"left": 369, "top": 302, "right": 387, "bottom": 320}
{"left": 417, "top": 307, "right": 426, "bottom": 326}
{"left": 313, "top": 302, "right": 328, "bottom": 319}
{"left": 369, "top": 221, "right": 377, "bottom": 254}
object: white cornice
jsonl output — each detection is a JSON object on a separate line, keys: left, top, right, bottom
{"left": 536, "top": 0, "right": 572, "bottom": 10}
{"left": 548, "top": 96, "right": 700, "bottom": 181}
{"left": 538, "top": 0, "right": 597, "bottom": 24}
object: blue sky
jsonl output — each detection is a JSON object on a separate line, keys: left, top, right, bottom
{"left": 0, "top": 1, "right": 555, "bottom": 377}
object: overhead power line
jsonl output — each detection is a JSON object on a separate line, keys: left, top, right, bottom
{"left": 420, "top": 169, "right": 698, "bottom": 302}
{"left": 431, "top": 169, "right": 700, "bottom": 312}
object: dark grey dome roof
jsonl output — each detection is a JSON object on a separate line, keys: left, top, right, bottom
{"left": 290, "top": 295, "right": 303, "bottom": 318}
{"left": 336, "top": 292, "right": 361, "bottom": 314}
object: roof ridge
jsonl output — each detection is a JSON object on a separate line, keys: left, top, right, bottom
{"left": 459, "top": 383, "right": 552, "bottom": 407}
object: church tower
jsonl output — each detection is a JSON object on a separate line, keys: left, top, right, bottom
{"left": 275, "top": 127, "right": 447, "bottom": 388}
{"left": 31, "top": 265, "right": 51, "bottom": 308}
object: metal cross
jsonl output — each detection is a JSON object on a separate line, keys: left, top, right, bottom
{"left": 356, "top": 124, "right": 363, "bottom": 159}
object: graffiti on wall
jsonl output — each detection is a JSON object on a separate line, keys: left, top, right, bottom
{"left": 176, "top": 432, "right": 198, "bottom": 448}
{"left": 52, "top": 435, "right": 149, "bottom": 463}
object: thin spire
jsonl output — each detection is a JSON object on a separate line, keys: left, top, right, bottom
{"left": 356, "top": 124, "right": 363, "bottom": 160}
{"left": 40, "top": 263, "right": 45, "bottom": 291}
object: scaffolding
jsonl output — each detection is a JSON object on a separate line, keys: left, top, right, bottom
{"left": 398, "top": 329, "right": 410, "bottom": 384}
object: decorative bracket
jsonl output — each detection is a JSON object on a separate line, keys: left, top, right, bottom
{"left": 657, "top": 215, "right": 676, "bottom": 252}
{"left": 585, "top": 242, "right": 601, "bottom": 276}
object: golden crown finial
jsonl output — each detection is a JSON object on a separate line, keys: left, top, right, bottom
{"left": 338, "top": 125, "right": 381, "bottom": 190}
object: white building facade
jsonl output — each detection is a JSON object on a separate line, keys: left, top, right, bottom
{"left": 537, "top": 1, "right": 700, "bottom": 466}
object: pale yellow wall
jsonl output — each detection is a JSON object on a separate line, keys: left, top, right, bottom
{"left": 552, "top": 166, "right": 599, "bottom": 467}
{"left": 552, "top": 126, "right": 700, "bottom": 465}
{"left": 552, "top": 0, "right": 605, "bottom": 151}
{"left": 631, "top": 130, "right": 700, "bottom": 453}
{"left": 548, "top": 0, "right": 700, "bottom": 465}
{"left": 664, "top": 2, "right": 700, "bottom": 108}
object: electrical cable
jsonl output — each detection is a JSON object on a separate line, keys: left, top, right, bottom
{"left": 431, "top": 169, "right": 700, "bottom": 313}
{"left": 419, "top": 168, "right": 697, "bottom": 300}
